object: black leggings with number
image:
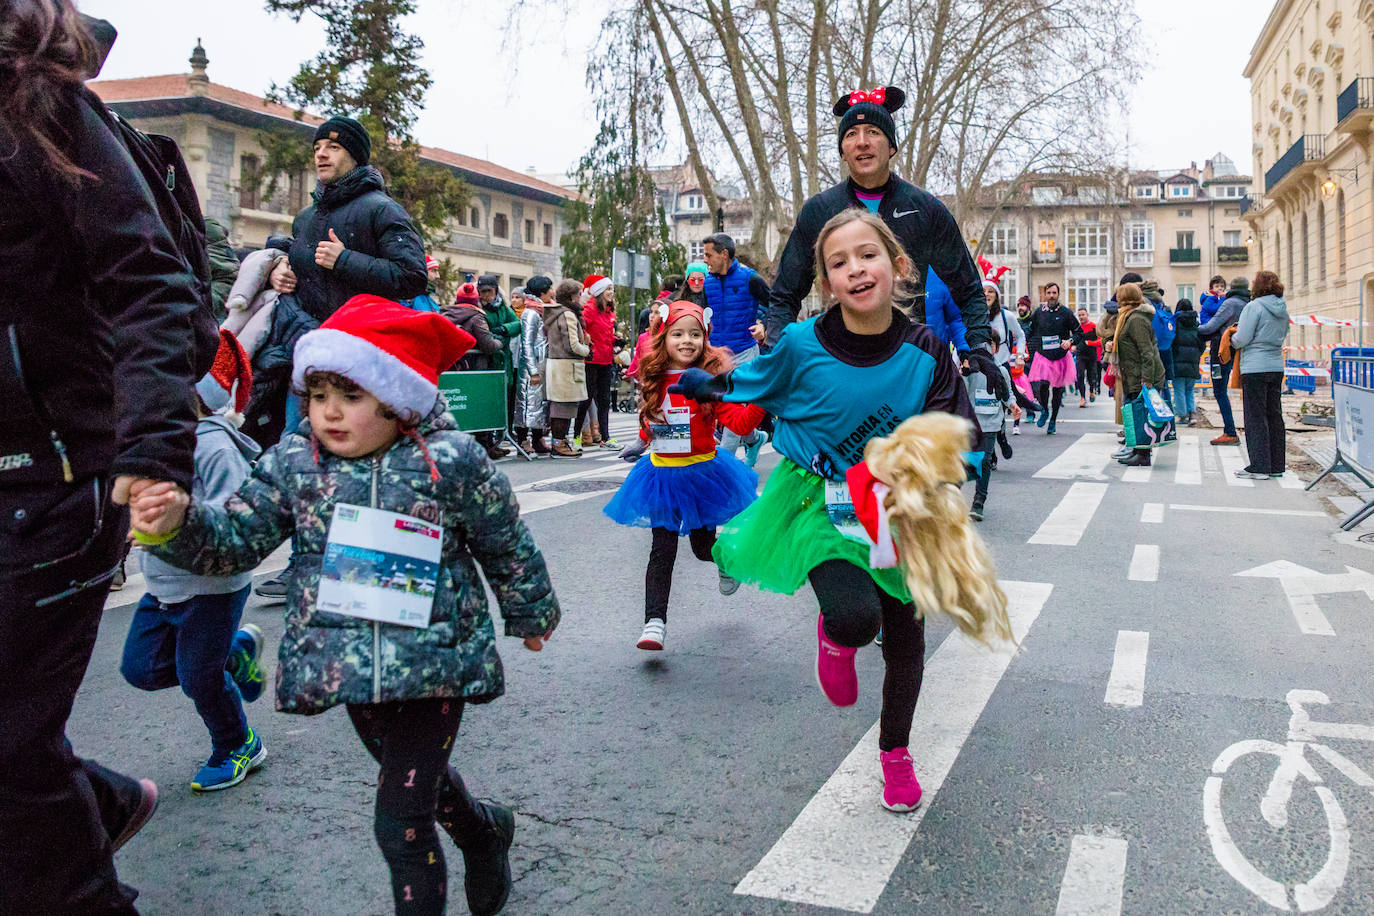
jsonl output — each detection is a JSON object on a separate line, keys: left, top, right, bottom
{"left": 348, "top": 698, "right": 480, "bottom": 915}
{"left": 646, "top": 526, "right": 716, "bottom": 621}
{"left": 808, "top": 560, "right": 926, "bottom": 753}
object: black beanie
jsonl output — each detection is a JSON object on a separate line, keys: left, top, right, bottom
{"left": 314, "top": 116, "right": 371, "bottom": 167}
{"left": 477, "top": 273, "right": 500, "bottom": 291}
{"left": 834, "top": 87, "right": 906, "bottom": 154}
{"left": 525, "top": 276, "right": 553, "bottom": 296}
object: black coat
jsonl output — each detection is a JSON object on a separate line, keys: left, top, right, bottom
{"left": 0, "top": 88, "right": 213, "bottom": 491}
{"left": 765, "top": 174, "right": 992, "bottom": 350}
{"left": 1026, "top": 305, "right": 1083, "bottom": 362}
{"left": 288, "top": 166, "right": 427, "bottom": 323}
{"left": 1172, "top": 311, "right": 1203, "bottom": 380}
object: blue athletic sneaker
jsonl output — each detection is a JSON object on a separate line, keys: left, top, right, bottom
{"left": 1037, "top": 409, "right": 1049, "bottom": 428}
{"left": 191, "top": 728, "right": 265, "bottom": 792}
{"left": 743, "top": 430, "right": 770, "bottom": 468}
{"left": 227, "top": 624, "right": 265, "bottom": 703}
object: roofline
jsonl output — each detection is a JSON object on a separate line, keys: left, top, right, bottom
{"left": 1243, "top": 1, "right": 1286, "bottom": 79}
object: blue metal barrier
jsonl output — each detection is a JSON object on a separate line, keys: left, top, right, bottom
{"left": 1285, "top": 359, "right": 1317, "bottom": 394}
{"left": 1330, "top": 347, "right": 1374, "bottom": 393}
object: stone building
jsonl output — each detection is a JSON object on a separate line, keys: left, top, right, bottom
{"left": 649, "top": 160, "right": 783, "bottom": 270}
{"left": 1243, "top": 0, "right": 1373, "bottom": 350}
{"left": 89, "top": 42, "right": 577, "bottom": 293}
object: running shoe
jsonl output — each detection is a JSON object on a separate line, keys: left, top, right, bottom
{"left": 1234, "top": 469, "right": 1269, "bottom": 480}
{"left": 969, "top": 502, "right": 984, "bottom": 522}
{"left": 191, "top": 728, "right": 265, "bottom": 793}
{"left": 718, "top": 572, "right": 741, "bottom": 596}
{"left": 1090, "top": 393, "right": 1096, "bottom": 402}
{"left": 879, "top": 747, "right": 923, "bottom": 812}
{"left": 998, "top": 435, "right": 1012, "bottom": 460}
{"left": 226, "top": 624, "right": 265, "bottom": 703}
{"left": 254, "top": 573, "right": 288, "bottom": 600}
{"left": 1112, "top": 447, "right": 1132, "bottom": 459}
{"left": 637, "top": 619, "right": 666, "bottom": 651}
{"left": 111, "top": 778, "right": 159, "bottom": 852}
{"left": 1269, "top": 471, "right": 1286, "bottom": 479}
{"left": 815, "top": 615, "right": 858, "bottom": 707}
{"left": 1211, "top": 434, "right": 1240, "bottom": 446}
{"left": 600, "top": 438, "right": 621, "bottom": 449}
{"left": 1079, "top": 397, "right": 1087, "bottom": 408}
{"left": 1012, "top": 422, "right": 1020, "bottom": 436}
{"left": 743, "top": 430, "right": 770, "bottom": 468}
{"left": 1036, "top": 409, "right": 1049, "bottom": 428}
{"left": 456, "top": 800, "right": 515, "bottom": 916}
{"left": 1046, "top": 421, "right": 1057, "bottom": 435}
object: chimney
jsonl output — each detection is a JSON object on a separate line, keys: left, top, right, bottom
{"left": 188, "top": 39, "right": 209, "bottom": 96}
{"left": 526, "top": 167, "right": 537, "bottom": 177}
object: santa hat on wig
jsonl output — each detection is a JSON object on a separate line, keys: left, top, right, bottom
{"left": 584, "top": 274, "right": 614, "bottom": 299}
{"left": 196, "top": 329, "right": 253, "bottom": 422}
{"left": 291, "top": 295, "right": 475, "bottom": 423}
{"left": 846, "top": 461, "right": 899, "bottom": 569}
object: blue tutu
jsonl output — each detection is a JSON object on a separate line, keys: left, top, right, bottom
{"left": 603, "top": 449, "right": 759, "bottom": 534}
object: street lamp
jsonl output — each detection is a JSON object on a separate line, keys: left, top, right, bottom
{"left": 1320, "top": 165, "right": 1359, "bottom": 199}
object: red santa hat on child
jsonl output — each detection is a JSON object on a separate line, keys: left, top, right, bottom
{"left": 196, "top": 329, "right": 253, "bottom": 420}
{"left": 291, "top": 295, "right": 475, "bottom": 422}
{"left": 584, "top": 274, "right": 613, "bottom": 299}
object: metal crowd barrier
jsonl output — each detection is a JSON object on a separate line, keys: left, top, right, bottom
{"left": 1311, "top": 348, "right": 1374, "bottom": 530}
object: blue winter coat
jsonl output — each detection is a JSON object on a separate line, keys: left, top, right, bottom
{"left": 703, "top": 259, "right": 768, "bottom": 354}
{"left": 922, "top": 268, "right": 970, "bottom": 352}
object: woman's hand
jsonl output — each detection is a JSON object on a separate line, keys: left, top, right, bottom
{"left": 269, "top": 258, "right": 297, "bottom": 294}
{"left": 528, "top": 372, "right": 541, "bottom": 386}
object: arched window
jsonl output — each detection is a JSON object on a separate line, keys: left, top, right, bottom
{"left": 1301, "top": 212, "right": 1310, "bottom": 288}
{"left": 1317, "top": 201, "right": 1327, "bottom": 282}
{"left": 1337, "top": 190, "right": 1348, "bottom": 276}
{"left": 470, "top": 206, "right": 481, "bottom": 229}
{"left": 492, "top": 213, "right": 509, "bottom": 239}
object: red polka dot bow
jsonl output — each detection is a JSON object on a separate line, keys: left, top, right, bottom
{"left": 848, "top": 87, "right": 888, "bottom": 107}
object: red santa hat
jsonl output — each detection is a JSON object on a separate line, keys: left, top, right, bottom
{"left": 846, "top": 461, "right": 899, "bottom": 569}
{"left": 584, "top": 274, "right": 613, "bottom": 299}
{"left": 453, "top": 282, "right": 481, "bottom": 306}
{"left": 196, "top": 329, "right": 253, "bottom": 420}
{"left": 425, "top": 254, "right": 439, "bottom": 270}
{"left": 291, "top": 295, "right": 475, "bottom": 422}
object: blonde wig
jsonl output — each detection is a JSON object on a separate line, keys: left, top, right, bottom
{"left": 862, "top": 412, "right": 1013, "bottom": 646}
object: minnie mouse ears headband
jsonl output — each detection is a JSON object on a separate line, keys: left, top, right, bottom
{"left": 833, "top": 86, "right": 906, "bottom": 154}
{"left": 831, "top": 86, "right": 907, "bottom": 118}
{"left": 656, "top": 301, "right": 713, "bottom": 333}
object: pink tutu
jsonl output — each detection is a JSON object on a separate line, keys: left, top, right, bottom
{"left": 1028, "top": 352, "right": 1077, "bottom": 387}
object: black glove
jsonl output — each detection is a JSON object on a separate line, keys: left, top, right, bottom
{"left": 666, "top": 367, "right": 720, "bottom": 402}
{"left": 959, "top": 349, "right": 1008, "bottom": 402}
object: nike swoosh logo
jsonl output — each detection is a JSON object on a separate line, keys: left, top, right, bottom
{"left": 892, "top": 209, "right": 918, "bottom": 218}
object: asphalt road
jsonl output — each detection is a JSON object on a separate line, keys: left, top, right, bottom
{"left": 71, "top": 399, "right": 1374, "bottom": 915}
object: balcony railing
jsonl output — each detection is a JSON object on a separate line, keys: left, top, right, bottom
{"left": 1123, "top": 250, "right": 1153, "bottom": 268}
{"left": 1337, "top": 77, "right": 1374, "bottom": 124}
{"left": 1170, "top": 248, "right": 1202, "bottom": 264}
{"left": 1217, "top": 246, "right": 1250, "bottom": 264}
{"left": 1240, "top": 196, "right": 1253, "bottom": 216}
{"left": 1265, "top": 134, "right": 1325, "bottom": 193}
{"left": 1031, "top": 250, "right": 1061, "bottom": 265}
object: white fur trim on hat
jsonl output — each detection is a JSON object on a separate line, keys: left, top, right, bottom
{"left": 587, "top": 277, "right": 613, "bottom": 298}
{"left": 982, "top": 279, "right": 1000, "bottom": 290}
{"left": 291, "top": 328, "right": 438, "bottom": 420}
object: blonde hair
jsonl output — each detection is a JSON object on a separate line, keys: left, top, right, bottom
{"left": 813, "top": 209, "right": 916, "bottom": 310}
{"left": 1116, "top": 282, "right": 1143, "bottom": 307}
{"left": 862, "top": 412, "right": 1013, "bottom": 646}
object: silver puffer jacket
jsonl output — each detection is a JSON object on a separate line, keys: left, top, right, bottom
{"left": 517, "top": 306, "right": 549, "bottom": 429}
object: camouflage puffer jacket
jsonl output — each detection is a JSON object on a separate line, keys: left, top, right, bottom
{"left": 148, "top": 407, "right": 559, "bottom": 714}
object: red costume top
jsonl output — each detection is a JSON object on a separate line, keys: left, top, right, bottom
{"left": 638, "top": 368, "right": 765, "bottom": 459}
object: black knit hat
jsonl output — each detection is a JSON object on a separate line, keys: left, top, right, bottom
{"left": 314, "top": 116, "right": 371, "bottom": 167}
{"left": 477, "top": 273, "right": 501, "bottom": 291}
{"left": 833, "top": 86, "right": 906, "bottom": 153}
{"left": 525, "top": 276, "right": 553, "bottom": 296}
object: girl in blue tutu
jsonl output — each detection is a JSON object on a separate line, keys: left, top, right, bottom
{"left": 603, "top": 300, "right": 765, "bottom": 651}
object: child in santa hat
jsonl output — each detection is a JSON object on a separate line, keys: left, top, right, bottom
{"left": 129, "top": 296, "right": 560, "bottom": 916}
{"left": 120, "top": 328, "right": 269, "bottom": 794}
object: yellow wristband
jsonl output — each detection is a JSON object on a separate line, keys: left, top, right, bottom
{"left": 132, "top": 528, "right": 180, "bottom": 546}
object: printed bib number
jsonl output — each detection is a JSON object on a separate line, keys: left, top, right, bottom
{"left": 1040, "top": 335, "right": 1062, "bottom": 350}
{"left": 649, "top": 406, "right": 692, "bottom": 455}
{"left": 824, "top": 480, "right": 874, "bottom": 547}
{"left": 318, "top": 504, "right": 442, "bottom": 629}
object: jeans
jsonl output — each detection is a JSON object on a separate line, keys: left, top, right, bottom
{"left": 575, "top": 363, "right": 613, "bottom": 441}
{"left": 1212, "top": 359, "right": 1237, "bottom": 435}
{"left": 809, "top": 560, "right": 926, "bottom": 753}
{"left": 1241, "top": 371, "right": 1286, "bottom": 474}
{"left": 1157, "top": 350, "right": 1175, "bottom": 410}
{"left": 1173, "top": 378, "right": 1197, "bottom": 417}
{"left": 0, "top": 479, "right": 142, "bottom": 914}
{"left": 645, "top": 526, "right": 717, "bottom": 621}
{"left": 120, "top": 586, "right": 251, "bottom": 754}
{"left": 973, "top": 431, "right": 998, "bottom": 505}
{"left": 720, "top": 345, "right": 764, "bottom": 456}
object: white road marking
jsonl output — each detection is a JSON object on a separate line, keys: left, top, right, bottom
{"left": 1202, "top": 444, "right": 1222, "bottom": 476}
{"left": 1034, "top": 433, "right": 1116, "bottom": 480}
{"left": 1175, "top": 434, "right": 1202, "bottom": 485}
{"left": 1055, "top": 834, "right": 1129, "bottom": 916}
{"left": 1104, "top": 631, "right": 1150, "bottom": 707}
{"left": 1141, "top": 503, "right": 1164, "bottom": 524}
{"left": 1121, "top": 461, "right": 1152, "bottom": 483}
{"left": 1169, "top": 504, "right": 1326, "bottom": 518}
{"left": 1232, "top": 561, "right": 1374, "bottom": 636}
{"left": 734, "top": 581, "right": 1053, "bottom": 913}
{"left": 1216, "top": 446, "right": 1255, "bottom": 487}
{"left": 1277, "top": 471, "right": 1306, "bottom": 489}
{"left": 1127, "top": 545, "right": 1159, "bottom": 582}
{"left": 1029, "top": 483, "right": 1109, "bottom": 546}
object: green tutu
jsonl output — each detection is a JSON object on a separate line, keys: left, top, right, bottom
{"left": 712, "top": 459, "right": 911, "bottom": 602}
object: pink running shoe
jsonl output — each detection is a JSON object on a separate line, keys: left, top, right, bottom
{"left": 815, "top": 615, "right": 858, "bottom": 707}
{"left": 879, "top": 747, "right": 923, "bottom": 812}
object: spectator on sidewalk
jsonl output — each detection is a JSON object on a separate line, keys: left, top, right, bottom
{"left": 478, "top": 273, "right": 521, "bottom": 443}
{"left": 1199, "top": 274, "right": 1227, "bottom": 325}
{"left": 1198, "top": 276, "right": 1250, "bottom": 446}
{"left": 1114, "top": 283, "right": 1166, "bottom": 468}
{"left": 1232, "top": 271, "right": 1291, "bottom": 480}
{"left": 1171, "top": 300, "right": 1203, "bottom": 425}
{"left": 544, "top": 279, "right": 591, "bottom": 457}
{"left": 1141, "top": 279, "right": 1176, "bottom": 411}
{"left": 577, "top": 275, "right": 620, "bottom": 449}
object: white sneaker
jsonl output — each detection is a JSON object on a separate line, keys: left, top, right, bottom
{"left": 1234, "top": 469, "right": 1269, "bottom": 480}
{"left": 718, "top": 572, "right": 741, "bottom": 596}
{"left": 1011, "top": 423, "right": 1020, "bottom": 436}
{"left": 637, "top": 619, "right": 666, "bottom": 651}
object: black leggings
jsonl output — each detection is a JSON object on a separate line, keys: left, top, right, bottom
{"left": 575, "top": 363, "right": 613, "bottom": 441}
{"left": 348, "top": 699, "right": 471, "bottom": 915}
{"left": 1033, "top": 381, "right": 1065, "bottom": 422}
{"left": 808, "top": 560, "right": 926, "bottom": 752}
{"left": 646, "top": 526, "right": 716, "bottom": 621}
{"left": 1076, "top": 357, "right": 1100, "bottom": 396}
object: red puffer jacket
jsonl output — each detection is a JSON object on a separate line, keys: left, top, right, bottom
{"left": 582, "top": 301, "right": 616, "bottom": 365}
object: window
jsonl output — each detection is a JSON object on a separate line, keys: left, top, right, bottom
{"left": 1030, "top": 186, "right": 1062, "bottom": 206}
{"left": 1066, "top": 277, "right": 1110, "bottom": 314}
{"left": 1134, "top": 185, "right": 1156, "bottom": 199}
{"left": 1038, "top": 236, "right": 1057, "bottom": 254}
{"left": 997, "top": 272, "right": 1018, "bottom": 307}
{"left": 682, "top": 193, "right": 703, "bottom": 211}
{"left": 1225, "top": 185, "right": 1246, "bottom": 198}
{"left": 1065, "top": 224, "right": 1109, "bottom": 260}
{"left": 689, "top": 240, "right": 705, "bottom": 260}
{"left": 1301, "top": 212, "right": 1310, "bottom": 287}
{"left": 470, "top": 206, "right": 481, "bottom": 229}
{"left": 1224, "top": 207, "right": 1240, "bottom": 217}
{"left": 987, "top": 226, "right": 1018, "bottom": 257}
{"left": 1177, "top": 208, "right": 1193, "bottom": 218}
{"left": 239, "top": 155, "right": 260, "bottom": 210}
{"left": 1223, "top": 229, "right": 1242, "bottom": 247}
{"left": 1124, "top": 221, "right": 1154, "bottom": 251}
{"left": 1338, "top": 190, "right": 1347, "bottom": 275}
{"left": 1170, "top": 184, "right": 1193, "bottom": 198}
{"left": 524, "top": 219, "right": 534, "bottom": 244}
{"left": 1317, "top": 202, "right": 1327, "bottom": 282}
{"left": 493, "top": 213, "right": 509, "bottom": 239}
{"left": 543, "top": 223, "right": 553, "bottom": 247}
{"left": 1177, "top": 284, "right": 1197, "bottom": 303}
{"left": 1176, "top": 230, "right": 1196, "bottom": 249}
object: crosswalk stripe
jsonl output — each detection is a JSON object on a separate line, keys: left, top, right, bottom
{"left": 1127, "top": 545, "right": 1160, "bottom": 582}
{"left": 1175, "top": 435, "right": 1202, "bottom": 485}
{"left": 1055, "top": 834, "right": 1128, "bottom": 916}
{"left": 1215, "top": 445, "right": 1255, "bottom": 487}
{"left": 1034, "top": 433, "right": 1116, "bottom": 480}
{"left": 1029, "top": 483, "right": 1108, "bottom": 546}
{"left": 1104, "top": 631, "right": 1150, "bottom": 707}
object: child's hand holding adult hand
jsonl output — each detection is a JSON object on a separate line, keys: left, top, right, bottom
{"left": 129, "top": 481, "right": 189, "bottom": 536}
{"left": 666, "top": 367, "right": 718, "bottom": 401}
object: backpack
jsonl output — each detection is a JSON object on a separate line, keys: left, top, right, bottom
{"left": 1152, "top": 306, "right": 1176, "bottom": 351}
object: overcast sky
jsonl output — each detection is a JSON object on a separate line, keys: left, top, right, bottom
{"left": 83, "top": 0, "right": 1269, "bottom": 181}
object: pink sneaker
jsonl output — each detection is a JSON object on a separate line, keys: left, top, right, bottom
{"left": 879, "top": 747, "right": 923, "bottom": 812}
{"left": 815, "top": 615, "right": 858, "bottom": 707}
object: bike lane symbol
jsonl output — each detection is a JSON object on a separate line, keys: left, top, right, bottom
{"left": 1205, "top": 690, "right": 1374, "bottom": 911}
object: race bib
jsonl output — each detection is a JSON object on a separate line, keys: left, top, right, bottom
{"left": 649, "top": 406, "right": 692, "bottom": 455}
{"left": 318, "top": 504, "right": 443, "bottom": 629}
{"left": 1041, "top": 335, "right": 1062, "bottom": 350}
{"left": 824, "top": 480, "right": 874, "bottom": 547}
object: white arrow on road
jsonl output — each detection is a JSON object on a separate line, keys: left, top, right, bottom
{"left": 1234, "top": 561, "right": 1374, "bottom": 636}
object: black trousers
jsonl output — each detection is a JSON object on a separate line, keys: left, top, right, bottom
{"left": 808, "top": 560, "right": 926, "bottom": 753}
{"left": 973, "top": 431, "right": 998, "bottom": 505}
{"left": 0, "top": 479, "right": 143, "bottom": 915}
{"left": 1077, "top": 356, "right": 1100, "bottom": 396}
{"left": 646, "top": 526, "right": 716, "bottom": 621}
{"left": 575, "top": 363, "right": 614, "bottom": 441}
{"left": 1241, "top": 371, "right": 1286, "bottom": 475}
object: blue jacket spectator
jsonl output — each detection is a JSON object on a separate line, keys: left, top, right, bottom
{"left": 923, "top": 268, "right": 970, "bottom": 351}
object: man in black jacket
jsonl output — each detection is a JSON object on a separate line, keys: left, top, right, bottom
{"left": 765, "top": 87, "right": 994, "bottom": 373}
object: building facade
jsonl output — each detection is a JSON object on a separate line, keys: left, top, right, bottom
{"left": 970, "top": 158, "right": 1253, "bottom": 318}
{"left": 90, "top": 43, "right": 576, "bottom": 294}
{"left": 650, "top": 160, "right": 783, "bottom": 271}
{"left": 1244, "top": 0, "right": 1373, "bottom": 352}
